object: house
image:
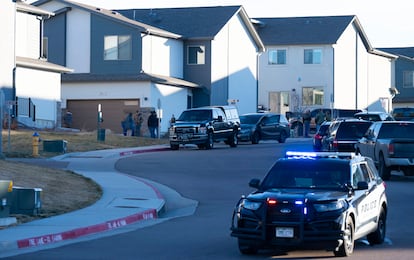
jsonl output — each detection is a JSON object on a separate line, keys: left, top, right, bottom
{"left": 253, "top": 16, "right": 397, "bottom": 116}
{"left": 1, "top": 1, "right": 71, "bottom": 130}
{"left": 378, "top": 47, "right": 414, "bottom": 108}
{"left": 114, "top": 6, "right": 265, "bottom": 115}
{"left": 34, "top": 0, "right": 200, "bottom": 135}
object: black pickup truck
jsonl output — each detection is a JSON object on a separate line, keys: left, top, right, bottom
{"left": 355, "top": 121, "right": 414, "bottom": 180}
{"left": 169, "top": 106, "right": 240, "bottom": 150}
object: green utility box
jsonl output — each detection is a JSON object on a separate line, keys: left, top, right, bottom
{"left": 43, "top": 139, "right": 67, "bottom": 153}
{"left": 97, "top": 128, "right": 106, "bottom": 141}
{"left": 0, "top": 180, "right": 13, "bottom": 218}
{"left": 10, "top": 187, "right": 42, "bottom": 215}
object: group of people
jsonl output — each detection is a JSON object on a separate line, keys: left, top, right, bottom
{"left": 121, "top": 110, "right": 159, "bottom": 138}
{"left": 302, "top": 109, "right": 331, "bottom": 138}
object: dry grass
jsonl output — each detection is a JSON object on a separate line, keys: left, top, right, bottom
{"left": 0, "top": 129, "right": 168, "bottom": 226}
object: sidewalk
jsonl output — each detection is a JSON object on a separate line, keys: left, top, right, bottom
{"left": 0, "top": 145, "right": 171, "bottom": 258}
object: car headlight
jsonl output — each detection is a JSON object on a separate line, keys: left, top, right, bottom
{"left": 242, "top": 199, "right": 262, "bottom": 210}
{"left": 198, "top": 126, "right": 207, "bottom": 134}
{"left": 313, "top": 200, "right": 346, "bottom": 212}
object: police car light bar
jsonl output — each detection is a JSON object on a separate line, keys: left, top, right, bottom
{"left": 286, "top": 151, "right": 356, "bottom": 159}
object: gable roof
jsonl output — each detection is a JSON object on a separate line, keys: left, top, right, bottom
{"left": 16, "top": 0, "right": 55, "bottom": 17}
{"left": 116, "top": 6, "right": 264, "bottom": 51}
{"left": 17, "top": 56, "right": 73, "bottom": 73}
{"left": 33, "top": 0, "right": 181, "bottom": 39}
{"left": 379, "top": 47, "right": 414, "bottom": 61}
{"left": 253, "top": 15, "right": 356, "bottom": 45}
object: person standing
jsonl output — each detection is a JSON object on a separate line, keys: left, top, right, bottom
{"left": 122, "top": 113, "right": 134, "bottom": 136}
{"left": 315, "top": 109, "right": 326, "bottom": 132}
{"left": 133, "top": 110, "right": 143, "bottom": 137}
{"left": 302, "top": 109, "right": 311, "bottom": 138}
{"left": 147, "top": 111, "right": 159, "bottom": 138}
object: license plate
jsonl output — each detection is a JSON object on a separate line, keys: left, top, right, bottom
{"left": 276, "top": 227, "right": 294, "bottom": 238}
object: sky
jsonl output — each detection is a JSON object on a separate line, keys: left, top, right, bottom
{"left": 38, "top": 0, "right": 414, "bottom": 48}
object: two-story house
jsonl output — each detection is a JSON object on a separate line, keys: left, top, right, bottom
{"left": 378, "top": 47, "right": 414, "bottom": 108}
{"left": 253, "top": 16, "right": 397, "bottom": 116}
{"left": 35, "top": 1, "right": 264, "bottom": 135}
{"left": 35, "top": 0, "right": 200, "bottom": 135}
{"left": 1, "top": 1, "right": 71, "bottom": 130}
{"left": 116, "top": 6, "right": 265, "bottom": 115}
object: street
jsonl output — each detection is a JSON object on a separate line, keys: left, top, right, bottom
{"left": 7, "top": 139, "right": 414, "bottom": 259}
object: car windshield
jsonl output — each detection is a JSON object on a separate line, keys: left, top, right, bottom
{"left": 240, "top": 115, "right": 263, "bottom": 124}
{"left": 336, "top": 122, "right": 372, "bottom": 139}
{"left": 261, "top": 159, "right": 349, "bottom": 190}
{"left": 378, "top": 123, "right": 414, "bottom": 138}
{"left": 178, "top": 110, "right": 212, "bottom": 121}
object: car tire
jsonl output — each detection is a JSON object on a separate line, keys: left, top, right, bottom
{"left": 334, "top": 217, "right": 354, "bottom": 257}
{"left": 238, "top": 239, "right": 258, "bottom": 255}
{"left": 379, "top": 154, "right": 391, "bottom": 180}
{"left": 205, "top": 132, "right": 214, "bottom": 150}
{"left": 367, "top": 208, "right": 386, "bottom": 245}
{"left": 251, "top": 131, "right": 260, "bottom": 144}
{"left": 228, "top": 131, "right": 238, "bottom": 147}
{"left": 170, "top": 144, "right": 179, "bottom": 150}
{"left": 278, "top": 131, "right": 287, "bottom": 143}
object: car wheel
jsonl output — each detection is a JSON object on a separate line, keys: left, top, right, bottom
{"left": 170, "top": 144, "right": 179, "bottom": 150}
{"left": 403, "top": 167, "right": 414, "bottom": 176}
{"left": 238, "top": 239, "right": 258, "bottom": 255}
{"left": 205, "top": 132, "right": 214, "bottom": 150}
{"left": 379, "top": 154, "right": 391, "bottom": 180}
{"left": 251, "top": 131, "right": 260, "bottom": 144}
{"left": 334, "top": 217, "right": 354, "bottom": 257}
{"left": 278, "top": 131, "right": 287, "bottom": 143}
{"left": 367, "top": 208, "right": 386, "bottom": 245}
{"left": 228, "top": 131, "right": 238, "bottom": 147}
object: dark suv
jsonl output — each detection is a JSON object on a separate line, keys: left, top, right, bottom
{"left": 169, "top": 106, "right": 240, "bottom": 150}
{"left": 231, "top": 151, "right": 388, "bottom": 257}
{"left": 324, "top": 119, "right": 372, "bottom": 152}
{"left": 392, "top": 107, "right": 414, "bottom": 121}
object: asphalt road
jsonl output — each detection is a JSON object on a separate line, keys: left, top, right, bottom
{"left": 7, "top": 139, "right": 414, "bottom": 260}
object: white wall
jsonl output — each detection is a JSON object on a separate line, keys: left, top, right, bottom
{"left": 15, "top": 12, "right": 40, "bottom": 59}
{"left": 212, "top": 13, "right": 258, "bottom": 115}
{"left": 258, "top": 45, "right": 334, "bottom": 112}
{"left": 0, "top": 1, "right": 15, "bottom": 91}
{"left": 16, "top": 67, "right": 61, "bottom": 128}
{"left": 142, "top": 34, "right": 183, "bottom": 78}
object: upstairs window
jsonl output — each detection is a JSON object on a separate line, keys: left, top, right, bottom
{"left": 304, "top": 49, "right": 322, "bottom": 64}
{"left": 403, "top": 71, "right": 414, "bottom": 88}
{"left": 268, "top": 49, "right": 286, "bottom": 65}
{"left": 188, "top": 45, "right": 205, "bottom": 65}
{"left": 104, "top": 35, "right": 132, "bottom": 60}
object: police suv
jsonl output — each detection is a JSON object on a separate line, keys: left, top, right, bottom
{"left": 231, "top": 151, "right": 387, "bottom": 257}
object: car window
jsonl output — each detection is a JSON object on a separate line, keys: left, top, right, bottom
{"left": 178, "top": 110, "right": 212, "bottom": 121}
{"left": 261, "top": 160, "right": 349, "bottom": 190}
{"left": 378, "top": 123, "right": 414, "bottom": 138}
{"left": 240, "top": 115, "right": 262, "bottom": 124}
{"left": 336, "top": 122, "right": 372, "bottom": 138}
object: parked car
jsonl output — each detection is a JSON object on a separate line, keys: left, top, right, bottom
{"left": 312, "top": 121, "right": 331, "bottom": 151}
{"left": 355, "top": 121, "right": 414, "bottom": 180}
{"left": 392, "top": 107, "right": 414, "bottom": 121}
{"left": 354, "top": 111, "right": 394, "bottom": 121}
{"left": 231, "top": 151, "right": 388, "bottom": 257}
{"left": 324, "top": 119, "right": 372, "bottom": 152}
{"left": 238, "top": 113, "right": 290, "bottom": 144}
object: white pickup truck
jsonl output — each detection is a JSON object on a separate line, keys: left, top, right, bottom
{"left": 355, "top": 121, "right": 414, "bottom": 180}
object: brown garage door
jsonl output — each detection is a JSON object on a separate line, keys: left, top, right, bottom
{"left": 67, "top": 99, "right": 139, "bottom": 133}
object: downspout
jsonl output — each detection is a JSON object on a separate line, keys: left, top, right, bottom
{"left": 355, "top": 32, "right": 358, "bottom": 110}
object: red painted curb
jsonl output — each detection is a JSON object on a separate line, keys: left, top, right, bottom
{"left": 17, "top": 208, "right": 157, "bottom": 249}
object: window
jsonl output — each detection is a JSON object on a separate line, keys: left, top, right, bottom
{"left": 304, "top": 49, "right": 322, "bottom": 64}
{"left": 188, "top": 45, "right": 205, "bottom": 65}
{"left": 403, "top": 71, "right": 414, "bottom": 88}
{"left": 302, "top": 87, "right": 324, "bottom": 106}
{"left": 268, "top": 49, "right": 286, "bottom": 65}
{"left": 104, "top": 35, "right": 132, "bottom": 60}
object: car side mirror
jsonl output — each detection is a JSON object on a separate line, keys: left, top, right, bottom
{"left": 217, "top": 115, "right": 223, "bottom": 122}
{"left": 249, "top": 178, "right": 260, "bottom": 189}
{"left": 356, "top": 181, "right": 369, "bottom": 190}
